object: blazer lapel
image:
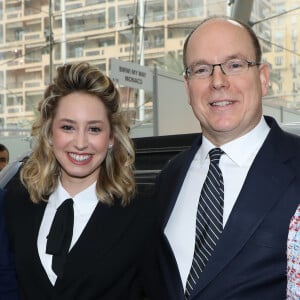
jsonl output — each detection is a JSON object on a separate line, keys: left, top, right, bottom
{"left": 190, "top": 117, "right": 297, "bottom": 297}
{"left": 31, "top": 198, "right": 55, "bottom": 289}
{"left": 33, "top": 200, "right": 47, "bottom": 240}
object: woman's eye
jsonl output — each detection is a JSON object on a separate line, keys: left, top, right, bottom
{"left": 89, "top": 127, "right": 101, "bottom": 133}
{"left": 61, "top": 125, "right": 73, "bottom": 131}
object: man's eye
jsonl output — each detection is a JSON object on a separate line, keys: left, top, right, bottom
{"left": 194, "top": 65, "right": 209, "bottom": 74}
{"left": 228, "top": 61, "right": 243, "bottom": 69}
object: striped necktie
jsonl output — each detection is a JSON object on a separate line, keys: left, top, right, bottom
{"left": 185, "top": 148, "right": 224, "bottom": 299}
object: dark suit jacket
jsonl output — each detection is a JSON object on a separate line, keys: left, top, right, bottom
{"left": 154, "top": 116, "right": 300, "bottom": 300}
{"left": 3, "top": 173, "right": 161, "bottom": 300}
{"left": 0, "top": 188, "right": 20, "bottom": 300}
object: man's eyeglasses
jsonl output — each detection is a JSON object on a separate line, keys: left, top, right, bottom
{"left": 185, "top": 58, "right": 260, "bottom": 79}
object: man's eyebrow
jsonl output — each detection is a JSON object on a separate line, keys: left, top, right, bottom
{"left": 190, "top": 54, "right": 246, "bottom": 65}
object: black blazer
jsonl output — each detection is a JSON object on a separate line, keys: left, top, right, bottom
{"left": 153, "top": 116, "right": 300, "bottom": 299}
{"left": 3, "top": 173, "right": 160, "bottom": 300}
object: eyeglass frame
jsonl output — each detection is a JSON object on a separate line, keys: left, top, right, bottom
{"left": 184, "top": 58, "right": 261, "bottom": 79}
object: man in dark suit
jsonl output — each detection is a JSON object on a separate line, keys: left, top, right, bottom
{"left": 0, "top": 188, "right": 19, "bottom": 300}
{"left": 154, "top": 16, "right": 300, "bottom": 299}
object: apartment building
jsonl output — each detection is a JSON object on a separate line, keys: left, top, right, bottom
{"left": 262, "top": 0, "right": 300, "bottom": 110}
{"left": 0, "top": 0, "right": 228, "bottom": 130}
{"left": 0, "top": 0, "right": 286, "bottom": 132}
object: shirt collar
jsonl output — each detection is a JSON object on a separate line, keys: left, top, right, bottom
{"left": 49, "top": 181, "right": 99, "bottom": 214}
{"left": 196, "top": 116, "right": 270, "bottom": 166}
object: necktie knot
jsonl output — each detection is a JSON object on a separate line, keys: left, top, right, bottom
{"left": 209, "top": 147, "right": 223, "bottom": 165}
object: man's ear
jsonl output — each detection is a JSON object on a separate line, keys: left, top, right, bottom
{"left": 259, "top": 63, "right": 270, "bottom": 96}
{"left": 184, "top": 76, "right": 192, "bottom": 105}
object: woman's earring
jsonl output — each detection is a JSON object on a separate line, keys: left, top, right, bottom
{"left": 108, "top": 144, "right": 113, "bottom": 149}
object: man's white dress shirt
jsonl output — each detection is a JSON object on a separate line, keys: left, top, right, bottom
{"left": 165, "top": 117, "right": 270, "bottom": 288}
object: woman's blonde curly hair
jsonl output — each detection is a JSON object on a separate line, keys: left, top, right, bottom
{"left": 21, "top": 62, "right": 135, "bottom": 206}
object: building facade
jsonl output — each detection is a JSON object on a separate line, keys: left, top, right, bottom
{"left": 0, "top": 0, "right": 226, "bottom": 130}
{"left": 0, "top": 0, "right": 299, "bottom": 133}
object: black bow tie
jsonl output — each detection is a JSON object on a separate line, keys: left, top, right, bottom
{"left": 46, "top": 198, "right": 74, "bottom": 277}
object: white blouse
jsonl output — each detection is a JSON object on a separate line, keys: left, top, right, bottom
{"left": 37, "top": 181, "right": 99, "bottom": 285}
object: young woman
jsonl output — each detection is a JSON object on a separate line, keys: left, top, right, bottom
{"left": 3, "top": 62, "right": 160, "bottom": 299}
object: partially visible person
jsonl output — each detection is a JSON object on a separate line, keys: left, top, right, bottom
{"left": 0, "top": 144, "right": 9, "bottom": 171}
{"left": 0, "top": 188, "right": 20, "bottom": 299}
{"left": 3, "top": 62, "right": 160, "bottom": 299}
{"left": 287, "top": 204, "right": 300, "bottom": 300}
{"left": 152, "top": 16, "right": 300, "bottom": 299}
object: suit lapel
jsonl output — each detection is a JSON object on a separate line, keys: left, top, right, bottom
{"left": 33, "top": 200, "right": 47, "bottom": 240}
{"left": 31, "top": 198, "right": 55, "bottom": 289}
{"left": 190, "top": 117, "right": 297, "bottom": 297}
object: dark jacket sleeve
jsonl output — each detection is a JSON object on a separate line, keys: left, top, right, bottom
{"left": 0, "top": 188, "right": 20, "bottom": 300}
